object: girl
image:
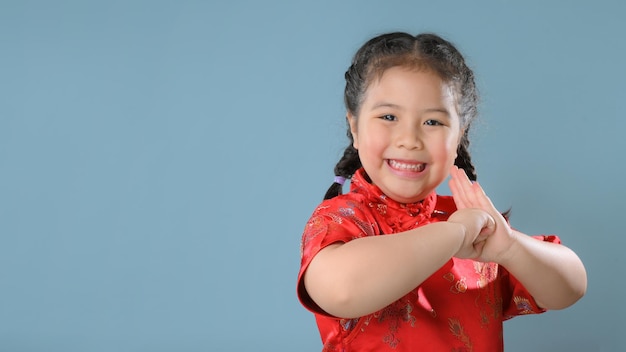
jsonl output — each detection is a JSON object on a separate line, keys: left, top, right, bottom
{"left": 297, "top": 32, "right": 586, "bottom": 351}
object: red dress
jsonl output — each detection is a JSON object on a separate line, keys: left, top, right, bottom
{"left": 297, "top": 169, "right": 559, "bottom": 352}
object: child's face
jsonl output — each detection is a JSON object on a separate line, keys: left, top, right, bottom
{"left": 349, "top": 66, "right": 462, "bottom": 203}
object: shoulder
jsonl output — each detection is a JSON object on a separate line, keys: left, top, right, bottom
{"left": 310, "top": 191, "right": 373, "bottom": 220}
{"left": 301, "top": 192, "right": 378, "bottom": 250}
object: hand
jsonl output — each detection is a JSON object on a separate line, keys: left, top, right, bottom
{"left": 447, "top": 207, "right": 495, "bottom": 259}
{"left": 448, "top": 166, "right": 515, "bottom": 263}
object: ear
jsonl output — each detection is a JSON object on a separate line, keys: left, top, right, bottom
{"left": 347, "top": 113, "right": 359, "bottom": 149}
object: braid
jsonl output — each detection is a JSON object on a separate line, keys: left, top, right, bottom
{"left": 323, "top": 144, "right": 361, "bottom": 200}
{"left": 454, "top": 128, "right": 477, "bottom": 182}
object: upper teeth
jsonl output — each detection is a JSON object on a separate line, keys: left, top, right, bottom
{"left": 389, "top": 160, "right": 424, "bottom": 171}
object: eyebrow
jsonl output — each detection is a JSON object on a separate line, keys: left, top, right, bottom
{"left": 371, "top": 102, "right": 404, "bottom": 110}
{"left": 370, "top": 102, "right": 450, "bottom": 116}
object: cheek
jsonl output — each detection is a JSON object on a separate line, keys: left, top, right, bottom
{"left": 451, "top": 141, "right": 460, "bottom": 160}
{"left": 447, "top": 132, "right": 462, "bottom": 158}
{"left": 449, "top": 143, "right": 460, "bottom": 162}
{"left": 370, "top": 134, "right": 391, "bottom": 156}
{"left": 434, "top": 138, "right": 460, "bottom": 164}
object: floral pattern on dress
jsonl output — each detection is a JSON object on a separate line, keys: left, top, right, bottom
{"left": 513, "top": 296, "right": 535, "bottom": 315}
{"left": 300, "top": 215, "right": 327, "bottom": 258}
{"left": 472, "top": 262, "right": 503, "bottom": 326}
{"left": 448, "top": 318, "right": 473, "bottom": 352}
{"left": 297, "top": 168, "right": 556, "bottom": 351}
{"left": 374, "top": 300, "right": 417, "bottom": 348}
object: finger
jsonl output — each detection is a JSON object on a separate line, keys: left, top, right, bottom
{"left": 451, "top": 167, "right": 475, "bottom": 208}
{"left": 455, "top": 175, "right": 492, "bottom": 213}
{"left": 449, "top": 179, "right": 463, "bottom": 209}
{"left": 473, "top": 238, "right": 487, "bottom": 254}
{"left": 474, "top": 231, "right": 490, "bottom": 243}
{"left": 449, "top": 167, "right": 470, "bottom": 209}
{"left": 483, "top": 213, "right": 496, "bottom": 234}
{"left": 455, "top": 165, "right": 473, "bottom": 187}
{"left": 471, "top": 182, "right": 498, "bottom": 213}
{"left": 467, "top": 236, "right": 488, "bottom": 260}
{"left": 449, "top": 170, "right": 466, "bottom": 208}
{"left": 472, "top": 183, "right": 513, "bottom": 238}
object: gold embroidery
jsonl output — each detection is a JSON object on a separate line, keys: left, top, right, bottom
{"left": 513, "top": 296, "right": 534, "bottom": 314}
{"left": 370, "top": 300, "right": 417, "bottom": 348}
{"left": 448, "top": 318, "right": 473, "bottom": 351}
{"left": 443, "top": 272, "right": 455, "bottom": 282}
{"left": 451, "top": 277, "right": 467, "bottom": 294}
{"left": 443, "top": 272, "right": 467, "bottom": 294}
{"left": 472, "top": 262, "right": 502, "bottom": 325}
{"left": 473, "top": 262, "right": 497, "bottom": 288}
{"left": 300, "top": 215, "right": 326, "bottom": 258}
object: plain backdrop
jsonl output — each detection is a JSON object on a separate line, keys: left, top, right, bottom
{"left": 1, "top": 1, "right": 624, "bottom": 351}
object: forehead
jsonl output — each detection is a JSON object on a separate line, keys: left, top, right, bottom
{"left": 363, "top": 67, "right": 455, "bottom": 107}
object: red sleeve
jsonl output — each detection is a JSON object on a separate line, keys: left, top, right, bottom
{"left": 296, "top": 196, "right": 378, "bottom": 315}
{"left": 501, "top": 235, "right": 562, "bottom": 319}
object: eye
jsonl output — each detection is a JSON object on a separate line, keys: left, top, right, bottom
{"left": 424, "top": 119, "right": 443, "bottom": 126}
{"left": 380, "top": 114, "right": 397, "bottom": 121}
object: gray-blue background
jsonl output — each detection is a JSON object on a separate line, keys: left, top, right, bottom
{"left": 1, "top": 1, "right": 623, "bottom": 351}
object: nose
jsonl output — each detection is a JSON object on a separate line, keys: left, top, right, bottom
{"left": 395, "top": 125, "right": 423, "bottom": 150}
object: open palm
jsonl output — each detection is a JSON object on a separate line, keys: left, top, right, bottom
{"left": 448, "top": 166, "right": 515, "bottom": 263}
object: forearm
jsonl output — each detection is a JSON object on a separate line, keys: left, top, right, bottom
{"left": 304, "top": 222, "right": 465, "bottom": 318}
{"left": 499, "top": 230, "right": 587, "bottom": 310}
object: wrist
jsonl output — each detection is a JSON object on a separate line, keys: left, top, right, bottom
{"left": 442, "top": 219, "right": 471, "bottom": 258}
{"left": 444, "top": 214, "right": 467, "bottom": 236}
{"left": 494, "top": 230, "right": 523, "bottom": 267}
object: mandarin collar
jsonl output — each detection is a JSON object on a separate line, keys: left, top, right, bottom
{"left": 350, "top": 168, "right": 437, "bottom": 223}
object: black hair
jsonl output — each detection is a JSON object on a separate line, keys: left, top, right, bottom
{"left": 324, "top": 32, "right": 479, "bottom": 200}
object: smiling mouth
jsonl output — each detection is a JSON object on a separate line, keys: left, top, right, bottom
{"left": 388, "top": 159, "right": 426, "bottom": 172}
